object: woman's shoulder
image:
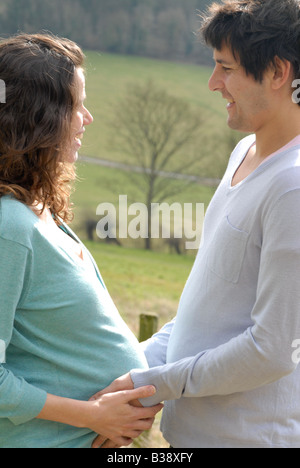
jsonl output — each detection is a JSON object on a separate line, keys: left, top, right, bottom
{"left": 0, "top": 195, "right": 37, "bottom": 249}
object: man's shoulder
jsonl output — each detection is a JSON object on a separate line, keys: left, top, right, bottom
{"left": 269, "top": 144, "right": 300, "bottom": 189}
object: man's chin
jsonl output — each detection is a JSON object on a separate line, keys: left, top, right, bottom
{"left": 227, "top": 116, "right": 239, "bottom": 130}
{"left": 227, "top": 118, "right": 249, "bottom": 133}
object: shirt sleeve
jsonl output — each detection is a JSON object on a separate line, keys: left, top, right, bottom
{"left": 0, "top": 237, "right": 47, "bottom": 425}
{"left": 141, "top": 318, "right": 176, "bottom": 368}
{"left": 131, "top": 189, "right": 300, "bottom": 406}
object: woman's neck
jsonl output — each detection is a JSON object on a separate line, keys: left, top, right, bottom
{"left": 29, "top": 202, "right": 55, "bottom": 225}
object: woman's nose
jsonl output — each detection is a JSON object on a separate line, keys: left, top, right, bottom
{"left": 84, "top": 107, "right": 94, "bottom": 125}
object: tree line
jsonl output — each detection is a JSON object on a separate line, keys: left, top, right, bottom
{"left": 0, "top": 0, "right": 213, "bottom": 65}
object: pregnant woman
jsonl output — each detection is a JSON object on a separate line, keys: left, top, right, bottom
{"left": 0, "top": 33, "right": 162, "bottom": 448}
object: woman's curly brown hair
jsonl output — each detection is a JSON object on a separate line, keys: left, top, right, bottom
{"left": 0, "top": 33, "right": 85, "bottom": 223}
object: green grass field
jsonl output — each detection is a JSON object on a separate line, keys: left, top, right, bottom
{"left": 82, "top": 51, "right": 228, "bottom": 164}
{"left": 79, "top": 51, "right": 242, "bottom": 179}
{"left": 72, "top": 162, "right": 216, "bottom": 231}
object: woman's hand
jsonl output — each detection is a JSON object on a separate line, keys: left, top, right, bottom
{"left": 89, "top": 374, "right": 163, "bottom": 448}
{"left": 37, "top": 385, "right": 163, "bottom": 448}
{"left": 91, "top": 435, "right": 123, "bottom": 448}
{"left": 86, "top": 385, "right": 163, "bottom": 447}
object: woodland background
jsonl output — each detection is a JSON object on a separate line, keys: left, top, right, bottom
{"left": 0, "top": 0, "right": 214, "bottom": 65}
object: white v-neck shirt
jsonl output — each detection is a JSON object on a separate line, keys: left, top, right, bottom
{"left": 132, "top": 134, "right": 300, "bottom": 448}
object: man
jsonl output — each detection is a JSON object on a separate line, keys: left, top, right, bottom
{"left": 94, "top": 0, "right": 300, "bottom": 447}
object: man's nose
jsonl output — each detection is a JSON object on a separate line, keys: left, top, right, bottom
{"left": 208, "top": 67, "right": 224, "bottom": 92}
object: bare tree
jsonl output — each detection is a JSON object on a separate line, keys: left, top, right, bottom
{"left": 109, "top": 80, "right": 203, "bottom": 250}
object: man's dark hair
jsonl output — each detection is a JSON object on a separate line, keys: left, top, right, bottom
{"left": 200, "top": 0, "right": 300, "bottom": 83}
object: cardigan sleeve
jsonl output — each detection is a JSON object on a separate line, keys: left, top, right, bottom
{"left": 0, "top": 237, "right": 47, "bottom": 425}
{"left": 131, "top": 189, "right": 300, "bottom": 406}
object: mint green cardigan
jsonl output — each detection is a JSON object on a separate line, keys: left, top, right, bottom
{"left": 0, "top": 195, "right": 147, "bottom": 448}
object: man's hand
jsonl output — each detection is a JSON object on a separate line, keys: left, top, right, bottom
{"left": 89, "top": 373, "right": 135, "bottom": 401}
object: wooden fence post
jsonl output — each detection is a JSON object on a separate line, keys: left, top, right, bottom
{"left": 139, "top": 313, "right": 158, "bottom": 342}
{"left": 134, "top": 313, "right": 159, "bottom": 448}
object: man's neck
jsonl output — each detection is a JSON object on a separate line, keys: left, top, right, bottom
{"left": 231, "top": 105, "right": 300, "bottom": 187}
{"left": 254, "top": 105, "right": 300, "bottom": 160}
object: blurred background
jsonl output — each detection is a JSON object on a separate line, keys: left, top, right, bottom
{"left": 0, "top": 0, "right": 244, "bottom": 446}
{"left": 0, "top": 0, "right": 215, "bottom": 64}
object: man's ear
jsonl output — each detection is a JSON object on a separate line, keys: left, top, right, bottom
{"left": 270, "top": 56, "right": 292, "bottom": 90}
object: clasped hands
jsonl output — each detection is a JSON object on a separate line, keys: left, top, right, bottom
{"left": 88, "top": 372, "right": 163, "bottom": 448}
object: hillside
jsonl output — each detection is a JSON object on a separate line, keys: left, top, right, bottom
{"left": 81, "top": 51, "right": 237, "bottom": 178}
